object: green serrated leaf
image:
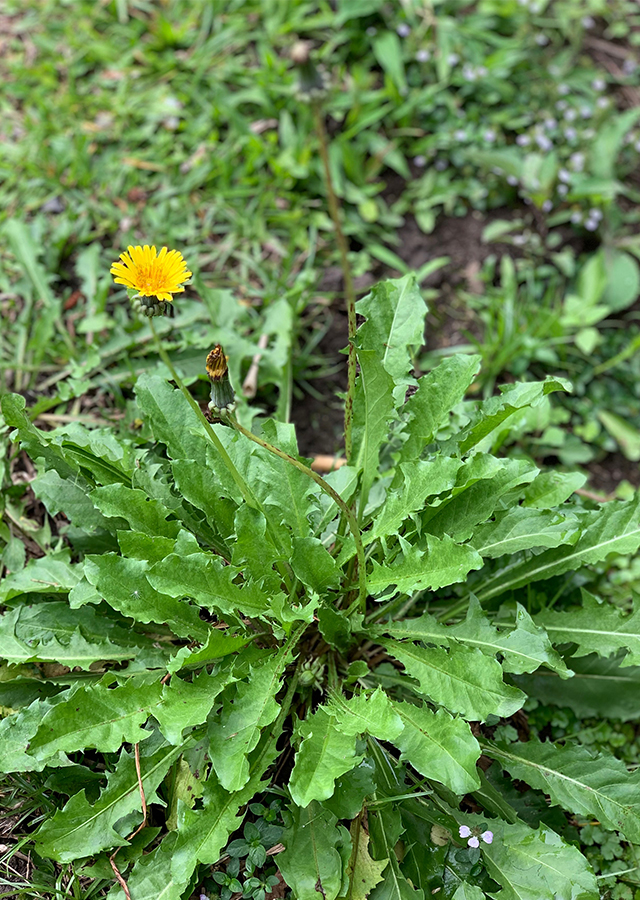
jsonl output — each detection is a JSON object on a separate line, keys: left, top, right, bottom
{"left": 28, "top": 677, "right": 161, "bottom": 758}
{"left": 324, "top": 759, "right": 377, "bottom": 820}
{"left": 390, "top": 700, "right": 480, "bottom": 795}
{"left": 0, "top": 694, "right": 72, "bottom": 773}
{"left": 153, "top": 669, "right": 235, "bottom": 744}
{"left": 232, "top": 504, "right": 283, "bottom": 593}
{"left": 135, "top": 374, "right": 207, "bottom": 464}
{"left": 208, "top": 652, "right": 284, "bottom": 791}
{"left": 383, "top": 598, "right": 570, "bottom": 678}
{"left": 279, "top": 801, "right": 351, "bottom": 900}
{"left": 522, "top": 471, "right": 586, "bottom": 509}
{"left": 515, "top": 653, "right": 640, "bottom": 721}
{"left": 167, "top": 629, "right": 252, "bottom": 674}
{"left": 289, "top": 706, "right": 361, "bottom": 807}
{"left": 469, "top": 508, "right": 579, "bottom": 558}
{"left": 148, "top": 548, "right": 272, "bottom": 620}
{"left": 91, "top": 484, "right": 180, "bottom": 539}
{"left": 0, "top": 555, "right": 80, "bottom": 603}
{"left": 33, "top": 469, "right": 111, "bottom": 534}
{"left": 368, "top": 535, "right": 483, "bottom": 597}
{"left": 483, "top": 738, "right": 640, "bottom": 844}
{"left": 383, "top": 639, "right": 524, "bottom": 722}
{"left": 398, "top": 355, "right": 481, "bottom": 463}
{"left": 291, "top": 536, "right": 341, "bottom": 592}
{"left": 84, "top": 554, "right": 207, "bottom": 640}
{"left": 35, "top": 738, "right": 186, "bottom": 863}
{"left": 351, "top": 348, "right": 396, "bottom": 504}
{"left": 481, "top": 821, "right": 597, "bottom": 900}
{"left": 330, "top": 688, "right": 404, "bottom": 741}
{"left": 458, "top": 378, "right": 570, "bottom": 455}
{"left": 535, "top": 590, "right": 640, "bottom": 666}
{"left": 367, "top": 458, "right": 463, "bottom": 548}
{"left": 0, "top": 601, "right": 159, "bottom": 670}
{"left": 478, "top": 495, "right": 640, "bottom": 601}
{"left": 356, "top": 275, "right": 427, "bottom": 405}
{"left": 424, "top": 459, "right": 538, "bottom": 542}
{"left": 252, "top": 419, "right": 318, "bottom": 537}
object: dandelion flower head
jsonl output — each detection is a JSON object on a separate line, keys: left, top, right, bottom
{"left": 110, "top": 245, "right": 192, "bottom": 302}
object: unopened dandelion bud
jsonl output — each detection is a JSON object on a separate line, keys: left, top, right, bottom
{"left": 206, "top": 345, "right": 236, "bottom": 416}
{"left": 291, "top": 40, "right": 327, "bottom": 101}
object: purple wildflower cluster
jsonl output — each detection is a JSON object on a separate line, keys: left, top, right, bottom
{"left": 459, "top": 825, "right": 494, "bottom": 849}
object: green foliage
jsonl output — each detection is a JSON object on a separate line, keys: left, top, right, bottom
{"left": 4, "top": 270, "right": 640, "bottom": 900}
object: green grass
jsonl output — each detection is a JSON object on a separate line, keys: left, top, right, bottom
{"left": 3, "top": 0, "right": 640, "bottom": 896}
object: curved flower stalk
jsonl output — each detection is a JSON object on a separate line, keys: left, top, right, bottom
{"left": 110, "top": 244, "right": 192, "bottom": 318}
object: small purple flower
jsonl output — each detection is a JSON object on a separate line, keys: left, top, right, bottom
{"left": 558, "top": 184, "right": 568, "bottom": 196}
{"left": 516, "top": 134, "right": 531, "bottom": 147}
{"left": 589, "top": 208, "right": 603, "bottom": 221}
{"left": 536, "top": 134, "right": 553, "bottom": 151}
{"left": 558, "top": 168, "right": 571, "bottom": 182}
{"left": 463, "top": 64, "right": 477, "bottom": 82}
{"left": 585, "top": 219, "right": 599, "bottom": 232}
{"left": 435, "top": 158, "right": 448, "bottom": 171}
{"left": 416, "top": 49, "right": 431, "bottom": 63}
{"left": 535, "top": 34, "right": 549, "bottom": 46}
{"left": 581, "top": 16, "right": 595, "bottom": 28}
{"left": 570, "top": 151, "right": 585, "bottom": 170}
{"left": 564, "top": 108, "right": 577, "bottom": 122}
{"left": 635, "top": 139, "right": 640, "bottom": 153}
{"left": 580, "top": 106, "right": 592, "bottom": 119}
{"left": 366, "top": 26, "right": 377, "bottom": 36}
{"left": 564, "top": 127, "right": 577, "bottom": 140}
{"left": 459, "top": 825, "right": 472, "bottom": 838}
{"left": 596, "top": 96, "right": 610, "bottom": 109}
{"left": 591, "top": 77, "right": 606, "bottom": 91}
{"left": 468, "top": 836, "right": 480, "bottom": 848}
{"left": 507, "top": 174, "right": 518, "bottom": 186}
{"left": 481, "top": 831, "right": 494, "bottom": 845}
{"left": 484, "top": 129, "right": 496, "bottom": 143}
{"left": 571, "top": 211, "right": 582, "bottom": 224}
{"left": 556, "top": 100, "right": 568, "bottom": 111}
{"left": 544, "top": 117, "right": 557, "bottom": 129}
{"left": 558, "top": 83, "right": 570, "bottom": 96}
{"left": 447, "top": 53, "right": 460, "bottom": 66}
{"left": 454, "top": 129, "right": 468, "bottom": 141}
{"left": 397, "top": 23, "right": 411, "bottom": 38}
{"left": 623, "top": 59, "right": 637, "bottom": 75}
{"left": 542, "top": 199, "right": 553, "bottom": 213}
{"left": 413, "top": 155, "right": 427, "bottom": 167}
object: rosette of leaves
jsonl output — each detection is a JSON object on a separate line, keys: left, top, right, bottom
{"left": 2, "top": 275, "right": 640, "bottom": 900}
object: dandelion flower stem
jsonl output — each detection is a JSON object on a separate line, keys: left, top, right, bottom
{"left": 227, "top": 413, "right": 368, "bottom": 614}
{"left": 312, "top": 102, "right": 357, "bottom": 462}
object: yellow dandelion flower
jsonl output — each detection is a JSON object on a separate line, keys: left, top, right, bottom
{"left": 110, "top": 245, "right": 192, "bottom": 302}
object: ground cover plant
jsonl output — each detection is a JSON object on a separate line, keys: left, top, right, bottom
{"left": 3, "top": 262, "right": 640, "bottom": 900}
{"left": 2, "top": 1, "right": 640, "bottom": 899}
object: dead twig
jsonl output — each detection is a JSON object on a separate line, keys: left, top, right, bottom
{"left": 242, "top": 332, "right": 270, "bottom": 398}
{"left": 108, "top": 743, "right": 147, "bottom": 900}
{"left": 310, "top": 455, "right": 347, "bottom": 473}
